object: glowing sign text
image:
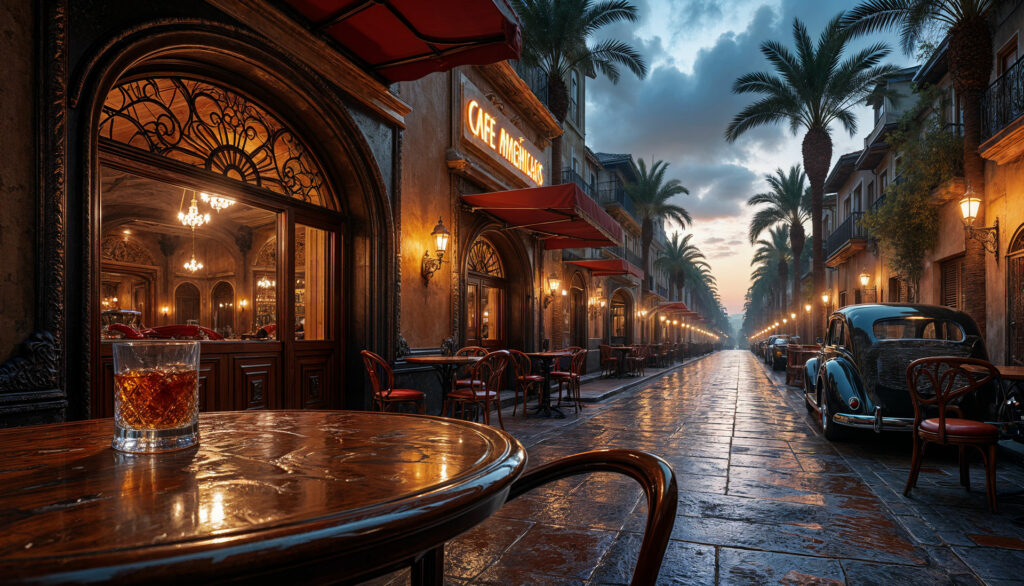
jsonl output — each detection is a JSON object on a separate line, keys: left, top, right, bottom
{"left": 466, "top": 99, "right": 544, "bottom": 186}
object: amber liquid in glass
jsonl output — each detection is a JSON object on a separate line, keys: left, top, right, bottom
{"left": 115, "top": 366, "right": 198, "bottom": 429}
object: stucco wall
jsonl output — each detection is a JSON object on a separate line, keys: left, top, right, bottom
{"left": 0, "top": 2, "right": 36, "bottom": 360}
{"left": 983, "top": 155, "right": 1024, "bottom": 363}
{"left": 397, "top": 72, "right": 454, "bottom": 349}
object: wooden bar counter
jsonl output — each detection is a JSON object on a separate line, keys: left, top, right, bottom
{"left": 0, "top": 411, "right": 526, "bottom": 584}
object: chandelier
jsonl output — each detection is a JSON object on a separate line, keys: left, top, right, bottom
{"left": 183, "top": 256, "right": 204, "bottom": 272}
{"left": 200, "top": 191, "right": 235, "bottom": 212}
{"left": 257, "top": 277, "right": 276, "bottom": 289}
{"left": 178, "top": 191, "right": 210, "bottom": 229}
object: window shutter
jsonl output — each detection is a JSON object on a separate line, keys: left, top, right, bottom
{"left": 941, "top": 258, "right": 962, "bottom": 309}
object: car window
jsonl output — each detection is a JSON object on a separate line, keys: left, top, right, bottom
{"left": 873, "top": 317, "right": 966, "bottom": 341}
{"left": 828, "top": 319, "right": 846, "bottom": 347}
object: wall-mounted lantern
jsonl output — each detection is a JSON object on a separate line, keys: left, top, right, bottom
{"left": 421, "top": 218, "right": 450, "bottom": 282}
{"left": 543, "top": 275, "right": 560, "bottom": 308}
{"left": 959, "top": 184, "right": 999, "bottom": 256}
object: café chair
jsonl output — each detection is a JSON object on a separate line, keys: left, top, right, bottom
{"left": 505, "top": 449, "right": 677, "bottom": 585}
{"left": 454, "top": 346, "right": 488, "bottom": 357}
{"left": 446, "top": 350, "right": 510, "bottom": 429}
{"left": 599, "top": 344, "right": 618, "bottom": 377}
{"left": 552, "top": 349, "right": 586, "bottom": 412}
{"left": 360, "top": 350, "right": 426, "bottom": 414}
{"left": 509, "top": 349, "right": 544, "bottom": 416}
{"left": 626, "top": 345, "right": 646, "bottom": 377}
{"left": 904, "top": 357, "right": 1001, "bottom": 512}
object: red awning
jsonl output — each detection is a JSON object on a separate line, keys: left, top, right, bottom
{"left": 461, "top": 183, "right": 623, "bottom": 250}
{"left": 658, "top": 302, "right": 692, "bottom": 313}
{"left": 282, "top": 0, "right": 521, "bottom": 82}
{"left": 566, "top": 259, "right": 643, "bottom": 279}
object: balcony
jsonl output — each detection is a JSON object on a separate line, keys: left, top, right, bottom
{"left": 981, "top": 58, "right": 1024, "bottom": 163}
{"left": 657, "top": 284, "right": 669, "bottom": 299}
{"left": 511, "top": 60, "right": 548, "bottom": 107}
{"left": 561, "top": 169, "right": 594, "bottom": 198}
{"left": 824, "top": 212, "right": 868, "bottom": 267}
{"left": 597, "top": 179, "right": 637, "bottom": 226}
{"left": 605, "top": 245, "right": 642, "bottom": 268}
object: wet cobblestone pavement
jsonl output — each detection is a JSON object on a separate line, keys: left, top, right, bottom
{"left": 371, "top": 350, "right": 1024, "bottom": 584}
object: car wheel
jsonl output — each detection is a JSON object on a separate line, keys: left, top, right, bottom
{"left": 819, "top": 389, "right": 845, "bottom": 441}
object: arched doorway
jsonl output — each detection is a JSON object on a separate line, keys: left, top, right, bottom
{"left": 610, "top": 289, "right": 633, "bottom": 345}
{"left": 569, "top": 272, "right": 587, "bottom": 348}
{"left": 1007, "top": 226, "right": 1024, "bottom": 364}
{"left": 212, "top": 281, "right": 235, "bottom": 337}
{"left": 465, "top": 238, "right": 507, "bottom": 350}
{"left": 174, "top": 283, "right": 201, "bottom": 324}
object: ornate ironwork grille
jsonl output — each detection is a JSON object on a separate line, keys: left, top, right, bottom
{"left": 1008, "top": 230, "right": 1024, "bottom": 365}
{"left": 467, "top": 240, "right": 504, "bottom": 277}
{"left": 983, "top": 57, "right": 1024, "bottom": 141}
{"left": 98, "top": 77, "right": 330, "bottom": 206}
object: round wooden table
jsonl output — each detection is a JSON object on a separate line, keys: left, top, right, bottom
{"left": 0, "top": 411, "right": 526, "bottom": 584}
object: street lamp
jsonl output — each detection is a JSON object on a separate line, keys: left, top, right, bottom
{"left": 959, "top": 183, "right": 999, "bottom": 255}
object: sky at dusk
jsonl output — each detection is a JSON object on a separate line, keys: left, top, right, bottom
{"left": 585, "top": 0, "right": 915, "bottom": 318}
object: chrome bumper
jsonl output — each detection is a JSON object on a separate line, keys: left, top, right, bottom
{"left": 833, "top": 412, "right": 914, "bottom": 432}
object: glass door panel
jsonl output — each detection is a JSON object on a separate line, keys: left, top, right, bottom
{"left": 294, "top": 224, "right": 331, "bottom": 340}
{"left": 467, "top": 284, "right": 479, "bottom": 343}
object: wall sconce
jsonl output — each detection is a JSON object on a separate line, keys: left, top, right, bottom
{"left": 959, "top": 184, "right": 999, "bottom": 256}
{"left": 543, "top": 275, "right": 560, "bottom": 308}
{"left": 859, "top": 273, "right": 870, "bottom": 288}
{"left": 821, "top": 293, "right": 830, "bottom": 305}
{"left": 790, "top": 312, "right": 796, "bottom": 320}
{"left": 421, "top": 218, "right": 450, "bottom": 282}
{"left": 238, "top": 299, "right": 248, "bottom": 310}
{"left": 804, "top": 304, "right": 811, "bottom": 313}
{"left": 782, "top": 318, "right": 788, "bottom": 325}
{"left": 160, "top": 306, "right": 169, "bottom": 317}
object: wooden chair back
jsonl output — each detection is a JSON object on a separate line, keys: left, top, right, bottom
{"left": 509, "top": 349, "right": 533, "bottom": 378}
{"left": 569, "top": 349, "right": 587, "bottom": 375}
{"left": 455, "top": 346, "right": 488, "bottom": 357}
{"left": 905, "top": 357, "right": 999, "bottom": 443}
{"left": 599, "top": 344, "right": 613, "bottom": 361}
{"left": 468, "top": 350, "right": 510, "bottom": 392}
{"left": 506, "top": 449, "right": 677, "bottom": 585}
{"left": 360, "top": 350, "right": 394, "bottom": 401}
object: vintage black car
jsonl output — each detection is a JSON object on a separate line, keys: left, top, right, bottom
{"left": 766, "top": 336, "right": 791, "bottom": 370}
{"left": 804, "top": 304, "right": 994, "bottom": 440}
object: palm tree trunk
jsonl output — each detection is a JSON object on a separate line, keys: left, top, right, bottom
{"left": 779, "top": 262, "right": 789, "bottom": 320}
{"left": 803, "top": 127, "right": 832, "bottom": 340}
{"left": 790, "top": 222, "right": 805, "bottom": 322}
{"left": 950, "top": 17, "right": 993, "bottom": 339}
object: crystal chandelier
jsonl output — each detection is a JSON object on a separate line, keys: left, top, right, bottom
{"left": 257, "top": 277, "right": 276, "bottom": 288}
{"left": 183, "top": 256, "right": 204, "bottom": 272}
{"left": 178, "top": 191, "right": 210, "bottom": 229}
{"left": 200, "top": 191, "right": 235, "bottom": 212}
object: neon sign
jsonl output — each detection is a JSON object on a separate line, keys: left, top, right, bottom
{"left": 465, "top": 98, "right": 545, "bottom": 186}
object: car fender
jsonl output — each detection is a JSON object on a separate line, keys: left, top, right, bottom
{"left": 820, "top": 357, "right": 870, "bottom": 415}
{"left": 804, "top": 356, "right": 821, "bottom": 396}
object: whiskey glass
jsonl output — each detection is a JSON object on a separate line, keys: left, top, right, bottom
{"left": 112, "top": 341, "right": 200, "bottom": 453}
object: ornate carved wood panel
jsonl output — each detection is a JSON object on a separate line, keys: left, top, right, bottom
{"left": 233, "top": 354, "right": 279, "bottom": 410}
{"left": 295, "top": 349, "right": 333, "bottom": 410}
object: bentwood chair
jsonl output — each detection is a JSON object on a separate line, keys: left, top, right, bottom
{"left": 552, "top": 349, "right": 587, "bottom": 412}
{"left": 626, "top": 345, "right": 646, "bottom": 377}
{"left": 447, "top": 350, "right": 510, "bottom": 429}
{"left": 599, "top": 344, "right": 618, "bottom": 377}
{"left": 904, "top": 357, "right": 1001, "bottom": 512}
{"left": 360, "top": 350, "right": 426, "bottom": 414}
{"left": 509, "top": 349, "right": 543, "bottom": 416}
{"left": 454, "top": 346, "right": 488, "bottom": 357}
{"left": 505, "top": 449, "right": 677, "bottom": 585}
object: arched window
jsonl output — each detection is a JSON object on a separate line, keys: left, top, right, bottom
{"left": 174, "top": 282, "right": 201, "bottom": 324}
{"left": 212, "top": 281, "right": 235, "bottom": 337}
{"left": 465, "top": 238, "right": 506, "bottom": 349}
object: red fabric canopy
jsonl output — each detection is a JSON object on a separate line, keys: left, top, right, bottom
{"left": 283, "top": 0, "right": 521, "bottom": 82}
{"left": 461, "top": 183, "right": 623, "bottom": 250}
{"left": 658, "top": 302, "right": 692, "bottom": 313}
{"left": 566, "top": 259, "right": 643, "bottom": 279}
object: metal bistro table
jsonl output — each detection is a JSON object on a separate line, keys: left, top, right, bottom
{"left": 609, "top": 346, "right": 635, "bottom": 378}
{"left": 404, "top": 354, "right": 482, "bottom": 415}
{"left": 0, "top": 411, "right": 525, "bottom": 585}
{"left": 527, "top": 351, "right": 571, "bottom": 418}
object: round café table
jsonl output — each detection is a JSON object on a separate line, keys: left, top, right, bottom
{"left": 404, "top": 354, "right": 482, "bottom": 415}
{"left": 0, "top": 410, "right": 526, "bottom": 584}
{"left": 527, "top": 351, "right": 572, "bottom": 418}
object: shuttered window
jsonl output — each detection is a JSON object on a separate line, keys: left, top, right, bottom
{"left": 941, "top": 257, "right": 963, "bottom": 310}
{"left": 888, "top": 277, "right": 900, "bottom": 302}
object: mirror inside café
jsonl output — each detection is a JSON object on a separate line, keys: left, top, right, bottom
{"left": 100, "top": 166, "right": 280, "bottom": 341}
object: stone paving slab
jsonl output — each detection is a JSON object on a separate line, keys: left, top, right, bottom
{"left": 364, "top": 350, "right": 1024, "bottom": 585}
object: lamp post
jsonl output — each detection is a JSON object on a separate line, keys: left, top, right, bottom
{"left": 821, "top": 293, "right": 830, "bottom": 337}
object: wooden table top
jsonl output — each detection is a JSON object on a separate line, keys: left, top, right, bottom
{"left": 993, "top": 365, "right": 1024, "bottom": 380}
{"left": 0, "top": 410, "right": 526, "bottom": 584}
{"left": 526, "top": 351, "right": 572, "bottom": 358}
{"left": 404, "top": 355, "right": 482, "bottom": 365}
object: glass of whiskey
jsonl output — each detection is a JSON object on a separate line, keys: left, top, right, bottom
{"left": 112, "top": 341, "right": 200, "bottom": 453}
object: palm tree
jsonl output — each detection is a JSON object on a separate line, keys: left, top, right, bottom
{"left": 747, "top": 165, "right": 810, "bottom": 316}
{"left": 752, "top": 226, "right": 793, "bottom": 316}
{"left": 655, "top": 233, "right": 708, "bottom": 300}
{"left": 625, "top": 158, "right": 691, "bottom": 294}
{"left": 512, "top": 0, "right": 648, "bottom": 183}
{"left": 726, "top": 14, "right": 898, "bottom": 337}
{"left": 842, "top": 0, "right": 1005, "bottom": 335}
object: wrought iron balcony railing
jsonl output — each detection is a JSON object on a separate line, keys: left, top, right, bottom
{"left": 561, "top": 169, "right": 594, "bottom": 197}
{"left": 597, "top": 179, "right": 636, "bottom": 219}
{"left": 824, "top": 212, "right": 867, "bottom": 259}
{"left": 983, "top": 57, "right": 1024, "bottom": 140}
{"left": 606, "top": 246, "right": 643, "bottom": 268}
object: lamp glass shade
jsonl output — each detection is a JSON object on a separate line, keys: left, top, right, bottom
{"left": 548, "top": 276, "right": 560, "bottom": 292}
{"left": 430, "top": 218, "right": 450, "bottom": 254}
{"left": 959, "top": 194, "right": 981, "bottom": 225}
{"left": 804, "top": 304, "right": 811, "bottom": 312}
{"left": 859, "top": 273, "right": 870, "bottom": 287}
{"left": 821, "top": 293, "right": 829, "bottom": 304}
